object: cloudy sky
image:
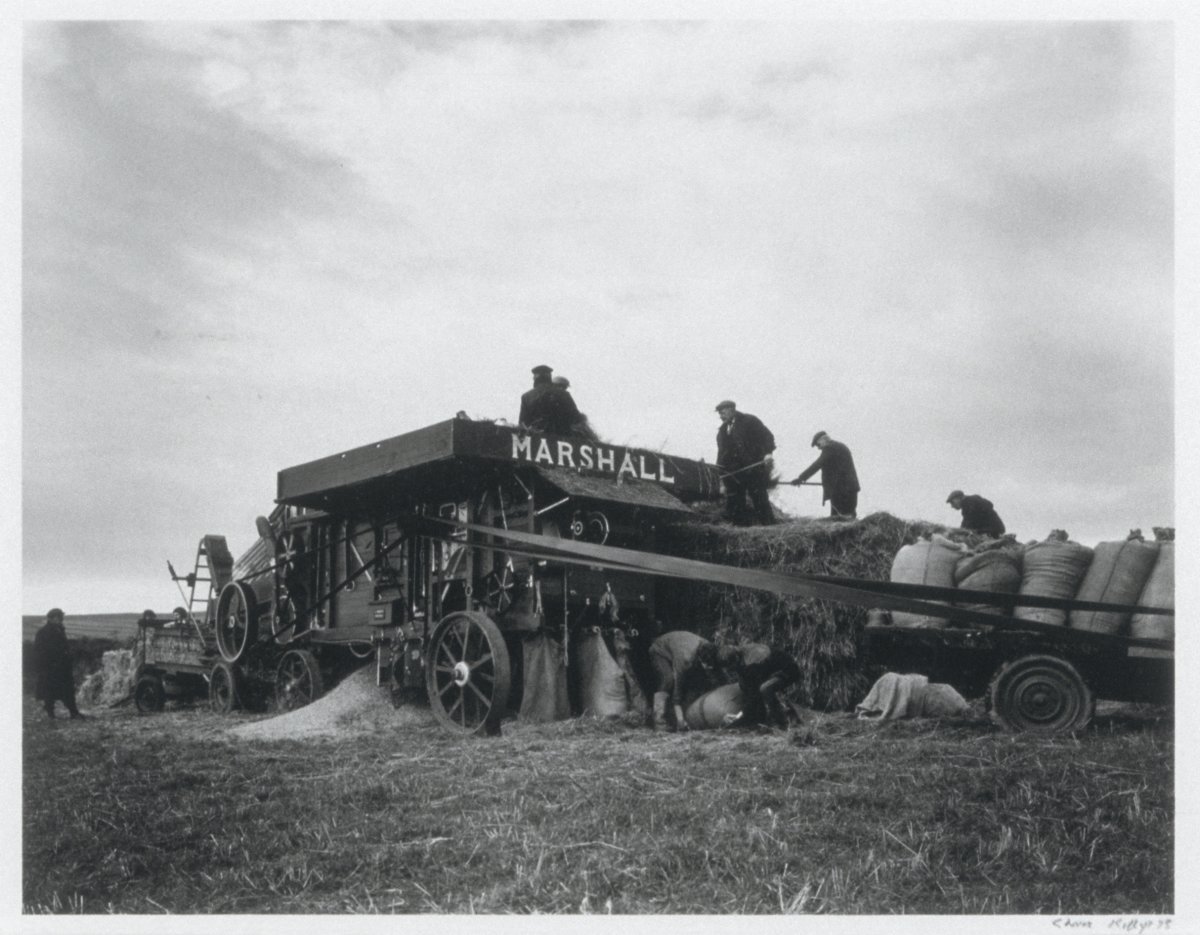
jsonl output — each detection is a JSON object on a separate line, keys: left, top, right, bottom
{"left": 18, "top": 15, "right": 1176, "bottom": 614}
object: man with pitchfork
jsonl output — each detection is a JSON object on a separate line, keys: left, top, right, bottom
{"left": 714, "top": 400, "right": 777, "bottom": 526}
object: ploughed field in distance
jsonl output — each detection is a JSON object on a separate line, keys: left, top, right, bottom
{"left": 22, "top": 693, "right": 1172, "bottom": 915}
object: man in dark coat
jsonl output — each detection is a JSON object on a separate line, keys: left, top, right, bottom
{"left": 790, "top": 431, "right": 860, "bottom": 519}
{"left": 947, "top": 490, "right": 1006, "bottom": 537}
{"left": 715, "top": 400, "right": 776, "bottom": 526}
{"left": 716, "top": 642, "right": 801, "bottom": 729}
{"left": 518, "top": 365, "right": 584, "bottom": 436}
{"left": 33, "top": 608, "right": 83, "bottom": 719}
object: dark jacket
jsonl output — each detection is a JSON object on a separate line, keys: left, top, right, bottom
{"left": 796, "top": 440, "right": 859, "bottom": 503}
{"left": 519, "top": 382, "right": 583, "bottom": 435}
{"left": 33, "top": 620, "right": 74, "bottom": 701}
{"left": 716, "top": 413, "right": 776, "bottom": 472}
{"left": 959, "top": 495, "right": 1005, "bottom": 537}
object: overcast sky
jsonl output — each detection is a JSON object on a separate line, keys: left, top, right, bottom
{"left": 19, "top": 16, "right": 1176, "bottom": 614}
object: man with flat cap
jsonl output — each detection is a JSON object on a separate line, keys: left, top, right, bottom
{"left": 947, "top": 490, "right": 1006, "bottom": 537}
{"left": 790, "top": 431, "right": 860, "bottom": 519}
{"left": 519, "top": 365, "right": 583, "bottom": 436}
{"left": 33, "top": 608, "right": 84, "bottom": 720}
{"left": 715, "top": 400, "right": 776, "bottom": 525}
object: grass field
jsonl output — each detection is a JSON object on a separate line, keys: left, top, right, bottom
{"left": 22, "top": 690, "right": 1172, "bottom": 916}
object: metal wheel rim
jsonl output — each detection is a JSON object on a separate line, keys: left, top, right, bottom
{"left": 993, "top": 658, "right": 1091, "bottom": 732}
{"left": 210, "top": 664, "right": 236, "bottom": 713}
{"left": 217, "top": 584, "right": 251, "bottom": 662}
{"left": 276, "top": 651, "right": 320, "bottom": 712}
{"left": 426, "top": 613, "right": 510, "bottom": 734}
{"left": 135, "top": 678, "right": 163, "bottom": 713}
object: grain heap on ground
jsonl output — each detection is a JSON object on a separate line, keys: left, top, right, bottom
{"left": 230, "top": 665, "right": 431, "bottom": 741}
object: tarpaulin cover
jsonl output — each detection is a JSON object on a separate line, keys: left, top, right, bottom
{"left": 519, "top": 633, "right": 571, "bottom": 723}
{"left": 855, "top": 672, "right": 970, "bottom": 720}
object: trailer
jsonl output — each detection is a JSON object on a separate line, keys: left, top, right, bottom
{"left": 199, "top": 415, "right": 1172, "bottom": 735}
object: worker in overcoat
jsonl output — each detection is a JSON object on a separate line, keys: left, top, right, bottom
{"left": 947, "top": 490, "right": 1006, "bottom": 537}
{"left": 648, "top": 631, "right": 719, "bottom": 732}
{"left": 715, "top": 400, "right": 776, "bottom": 526}
{"left": 519, "top": 365, "right": 585, "bottom": 436}
{"left": 790, "top": 431, "right": 860, "bottom": 519}
{"left": 33, "top": 608, "right": 84, "bottom": 720}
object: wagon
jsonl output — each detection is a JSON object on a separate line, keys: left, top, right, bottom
{"left": 861, "top": 600, "right": 1173, "bottom": 732}
{"left": 132, "top": 616, "right": 218, "bottom": 713}
{"left": 208, "top": 416, "right": 723, "bottom": 732}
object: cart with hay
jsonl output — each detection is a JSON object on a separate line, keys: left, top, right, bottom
{"left": 209, "top": 417, "right": 724, "bottom": 732}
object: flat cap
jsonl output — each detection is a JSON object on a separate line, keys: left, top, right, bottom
{"left": 552, "top": 375, "right": 570, "bottom": 388}
{"left": 811, "top": 430, "right": 829, "bottom": 447}
{"left": 714, "top": 399, "right": 736, "bottom": 411}
{"left": 946, "top": 490, "right": 965, "bottom": 503}
{"left": 532, "top": 365, "right": 553, "bottom": 376}
{"left": 47, "top": 607, "right": 64, "bottom": 621}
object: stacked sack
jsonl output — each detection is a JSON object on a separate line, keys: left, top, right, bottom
{"left": 953, "top": 542, "right": 1023, "bottom": 621}
{"left": 888, "top": 534, "right": 968, "bottom": 628}
{"left": 1016, "top": 531, "right": 1093, "bottom": 627}
{"left": 1068, "top": 531, "right": 1159, "bottom": 636}
{"left": 1130, "top": 528, "right": 1174, "bottom": 641}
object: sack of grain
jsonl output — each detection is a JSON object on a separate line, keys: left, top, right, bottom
{"left": 889, "top": 534, "right": 967, "bottom": 628}
{"left": 953, "top": 549, "right": 1022, "bottom": 619}
{"left": 1016, "top": 536, "right": 1094, "bottom": 627}
{"left": 684, "top": 683, "right": 744, "bottom": 730}
{"left": 1069, "top": 538, "right": 1160, "bottom": 635}
{"left": 577, "top": 629, "right": 628, "bottom": 717}
{"left": 519, "top": 633, "right": 570, "bottom": 722}
{"left": 1130, "top": 542, "right": 1174, "bottom": 641}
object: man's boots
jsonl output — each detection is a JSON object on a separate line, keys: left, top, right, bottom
{"left": 652, "top": 692, "right": 669, "bottom": 732}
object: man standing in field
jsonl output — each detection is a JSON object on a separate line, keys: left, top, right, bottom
{"left": 715, "top": 400, "right": 777, "bottom": 526}
{"left": 790, "top": 431, "right": 860, "bottom": 519}
{"left": 946, "top": 490, "right": 1006, "bottom": 537}
{"left": 649, "top": 631, "right": 718, "bottom": 732}
{"left": 33, "top": 608, "right": 84, "bottom": 720}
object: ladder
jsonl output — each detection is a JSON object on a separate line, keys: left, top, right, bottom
{"left": 172, "top": 536, "right": 234, "bottom": 641}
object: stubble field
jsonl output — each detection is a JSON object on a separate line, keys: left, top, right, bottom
{"left": 21, "top": 683, "right": 1173, "bottom": 917}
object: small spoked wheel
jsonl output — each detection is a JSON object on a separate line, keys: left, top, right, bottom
{"left": 215, "top": 581, "right": 258, "bottom": 663}
{"left": 425, "top": 612, "right": 511, "bottom": 735}
{"left": 209, "top": 661, "right": 240, "bottom": 715}
{"left": 134, "top": 674, "right": 166, "bottom": 714}
{"left": 989, "top": 654, "right": 1094, "bottom": 733}
{"left": 275, "top": 649, "right": 323, "bottom": 713}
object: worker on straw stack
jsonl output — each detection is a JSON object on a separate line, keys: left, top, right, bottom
{"left": 715, "top": 400, "right": 777, "bottom": 526}
{"left": 518, "top": 365, "right": 586, "bottom": 436}
{"left": 649, "top": 631, "right": 719, "bottom": 731}
{"left": 32, "top": 608, "right": 85, "bottom": 720}
{"left": 946, "top": 490, "right": 1006, "bottom": 538}
{"left": 717, "top": 642, "right": 802, "bottom": 729}
{"left": 790, "top": 431, "right": 860, "bottom": 519}
{"left": 552, "top": 375, "right": 599, "bottom": 441}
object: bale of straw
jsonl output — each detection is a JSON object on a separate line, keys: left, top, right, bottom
{"left": 658, "top": 512, "right": 946, "bottom": 711}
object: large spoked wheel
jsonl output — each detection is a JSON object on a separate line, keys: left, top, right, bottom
{"left": 215, "top": 581, "right": 259, "bottom": 663}
{"left": 275, "top": 649, "right": 324, "bottom": 713}
{"left": 134, "top": 674, "right": 166, "bottom": 714}
{"left": 426, "top": 612, "right": 511, "bottom": 736}
{"left": 989, "top": 654, "right": 1095, "bottom": 733}
{"left": 209, "top": 661, "right": 241, "bottom": 714}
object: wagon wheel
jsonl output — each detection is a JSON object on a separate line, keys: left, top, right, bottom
{"left": 275, "top": 649, "right": 324, "bottom": 712}
{"left": 481, "top": 564, "right": 519, "bottom": 614}
{"left": 134, "top": 674, "right": 165, "bottom": 714}
{"left": 215, "top": 581, "right": 259, "bottom": 663}
{"left": 209, "top": 661, "right": 240, "bottom": 715}
{"left": 425, "top": 611, "right": 511, "bottom": 736}
{"left": 989, "top": 654, "right": 1095, "bottom": 733}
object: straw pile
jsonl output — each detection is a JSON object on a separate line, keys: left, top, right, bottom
{"left": 659, "top": 512, "right": 946, "bottom": 711}
{"left": 229, "top": 664, "right": 431, "bottom": 741}
{"left": 76, "top": 648, "right": 138, "bottom": 708}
